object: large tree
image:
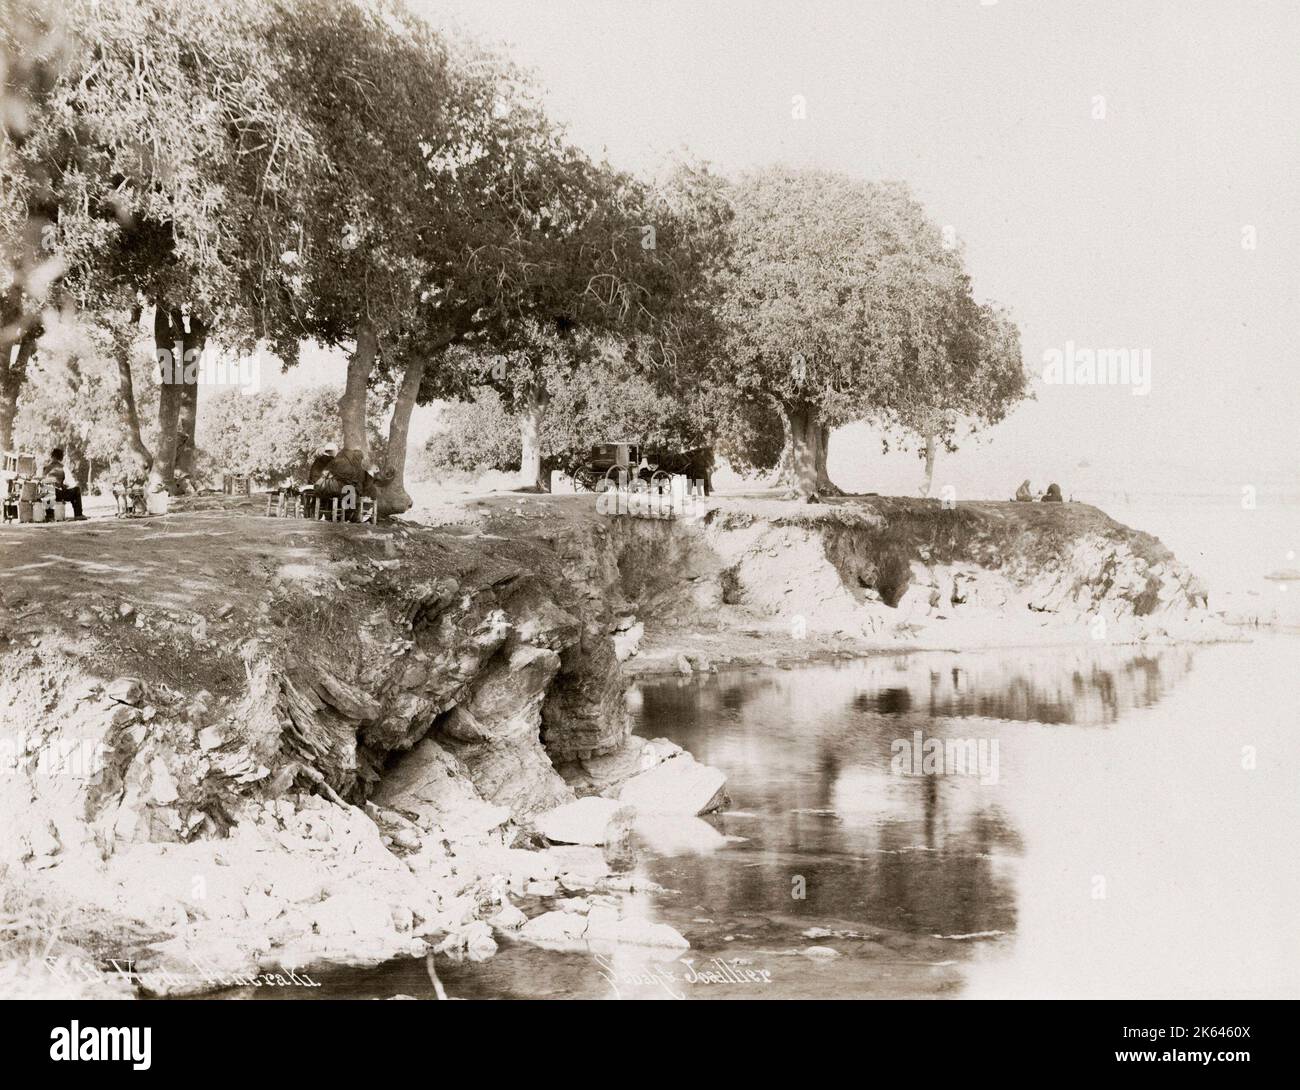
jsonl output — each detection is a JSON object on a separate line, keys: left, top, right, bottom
{"left": 7, "top": 0, "right": 319, "bottom": 488}
{"left": 12, "top": 308, "right": 151, "bottom": 486}
{"left": 716, "top": 167, "right": 1024, "bottom": 497}
{"left": 422, "top": 335, "right": 713, "bottom": 485}
{"left": 267, "top": 0, "right": 499, "bottom": 510}
{"left": 884, "top": 295, "right": 1027, "bottom": 497}
{"left": 0, "top": 0, "right": 71, "bottom": 451}
{"left": 197, "top": 385, "right": 338, "bottom": 485}
{"left": 436, "top": 153, "right": 731, "bottom": 493}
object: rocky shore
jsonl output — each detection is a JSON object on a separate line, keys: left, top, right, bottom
{"left": 0, "top": 492, "right": 1230, "bottom": 996}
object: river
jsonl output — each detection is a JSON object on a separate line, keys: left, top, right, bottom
{"left": 280, "top": 636, "right": 1300, "bottom": 1000}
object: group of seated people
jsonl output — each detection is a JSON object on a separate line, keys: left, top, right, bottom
{"left": 0, "top": 447, "right": 88, "bottom": 522}
{"left": 1014, "top": 480, "right": 1064, "bottom": 503}
{"left": 270, "top": 442, "right": 384, "bottom": 521}
{"left": 40, "top": 447, "right": 87, "bottom": 520}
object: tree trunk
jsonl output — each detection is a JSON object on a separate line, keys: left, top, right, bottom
{"left": 781, "top": 405, "right": 840, "bottom": 497}
{"left": 517, "top": 385, "right": 548, "bottom": 492}
{"left": 340, "top": 320, "right": 377, "bottom": 458}
{"left": 175, "top": 314, "right": 206, "bottom": 478}
{"left": 149, "top": 304, "right": 183, "bottom": 493}
{"left": 372, "top": 354, "right": 425, "bottom": 517}
{"left": 113, "top": 306, "right": 153, "bottom": 474}
{"left": 770, "top": 409, "right": 794, "bottom": 486}
{"left": 920, "top": 434, "right": 937, "bottom": 497}
{"left": 785, "top": 405, "right": 820, "bottom": 498}
{"left": 813, "top": 419, "right": 838, "bottom": 493}
{"left": 1, "top": 328, "right": 37, "bottom": 452}
{"left": 0, "top": 286, "right": 30, "bottom": 451}
{"left": 0, "top": 369, "right": 16, "bottom": 452}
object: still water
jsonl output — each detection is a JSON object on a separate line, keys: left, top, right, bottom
{"left": 297, "top": 637, "right": 1300, "bottom": 999}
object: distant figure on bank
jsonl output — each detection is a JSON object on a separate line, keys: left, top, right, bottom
{"left": 308, "top": 442, "right": 339, "bottom": 485}
{"left": 43, "top": 447, "right": 86, "bottom": 520}
{"left": 1042, "top": 482, "right": 1063, "bottom": 503}
{"left": 1014, "top": 480, "right": 1032, "bottom": 502}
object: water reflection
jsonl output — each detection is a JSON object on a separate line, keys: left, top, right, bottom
{"left": 278, "top": 639, "right": 1300, "bottom": 999}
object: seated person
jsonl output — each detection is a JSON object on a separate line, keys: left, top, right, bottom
{"left": 43, "top": 447, "right": 86, "bottom": 520}
{"left": 312, "top": 447, "right": 373, "bottom": 520}
{"left": 1014, "top": 479, "right": 1033, "bottom": 502}
{"left": 1042, "top": 482, "right": 1064, "bottom": 503}
{"left": 308, "top": 442, "right": 340, "bottom": 485}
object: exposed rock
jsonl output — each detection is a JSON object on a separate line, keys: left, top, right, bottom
{"left": 616, "top": 753, "right": 726, "bottom": 815}
{"left": 198, "top": 726, "right": 225, "bottom": 752}
{"left": 519, "top": 910, "right": 588, "bottom": 945}
{"left": 534, "top": 796, "right": 634, "bottom": 846}
{"left": 310, "top": 890, "right": 397, "bottom": 939}
{"left": 314, "top": 673, "right": 382, "bottom": 722}
{"left": 803, "top": 945, "right": 840, "bottom": 959}
{"left": 489, "top": 902, "right": 527, "bottom": 930}
{"left": 555, "top": 896, "right": 591, "bottom": 913}
{"left": 612, "top": 621, "right": 644, "bottom": 661}
{"left": 106, "top": 677, "right": 143, "bottom": 706}
{"left": 372, "top": 737, "right": 512, "bottom": 840}
{"left": 584, "top": 906, "right": 690, "bottom": 950}
{"left": 547, "top": 845, "right": 614, "bottom": 887}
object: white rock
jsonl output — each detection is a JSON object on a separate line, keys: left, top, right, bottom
{"left": 535, "top": 796, "right": 634, "bottom": 846}
{"left": 149, "top": 756, "right": 179, "bottom": 804}
{"left": 198, "top": 726, "right": 225, "bottom": 751}
{"left": 612, "top": 622, "right": 645, "bottom": 662}
{"left": 489, "top": 902, "right": 527, "bottom": 931}
{"left": 803, "top": 945, "right": 840, "bottom": 959}
{"left": 617, "top": 754, "right": 726, "bottom": 815}
{"left": 242, "top": 890, "right": 283, "bottom": 925}
{"left": 586, "top": 906, "right": 689, "bottom": 949}
{"left": 639, "top": 737, "right": 683, "bottom": 770}
{"left": 547, "top": 845, "right": 613, "bottom": 887}
{"left": 519, "top": 910, "right": 588, "bottom": 945}
{"left": 311, "top": 891, "right": 395, "bottom": 938}
{"left": 463, "top": 919, "right": 498, "bottom": 959}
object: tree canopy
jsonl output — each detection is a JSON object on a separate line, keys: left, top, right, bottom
{"left": 713, "top": 166, "right": 1027, "bottom": 495}
{"left": 2, "top": 1, "right": 1027, "bottom": 510}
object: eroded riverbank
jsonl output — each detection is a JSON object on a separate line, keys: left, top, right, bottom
{"left": 240, "top": 636, "right": 1300, "bottom": 1000}
{"left": 0, "top": 492, "right": 1240, "bottom": 996}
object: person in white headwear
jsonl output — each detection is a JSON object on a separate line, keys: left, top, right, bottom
{"left": 308, "top": 442, "right": 339, "bottom": 485}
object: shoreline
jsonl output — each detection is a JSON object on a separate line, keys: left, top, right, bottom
{"left": 0, "top": 490, "right": 1251, "bottom": 998}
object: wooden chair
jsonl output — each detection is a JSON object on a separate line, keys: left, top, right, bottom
{"left": 317, "top": 491, "right": 375, "bottom": 523}
{"left": 113, "top": 482, "right": 147, "bottom": 518}
{"left": 1, "top": 478, "right": 18, "bottom": 523}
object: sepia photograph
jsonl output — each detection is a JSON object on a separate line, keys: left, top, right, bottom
{"left": 0, "top": 0, "right": 1295, "bottom": 1063}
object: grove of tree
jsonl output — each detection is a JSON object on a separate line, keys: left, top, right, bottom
{"left": 2, "top": 0, "right": 1028, "bottom": 510}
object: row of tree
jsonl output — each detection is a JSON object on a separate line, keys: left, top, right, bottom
{"left": 2, "top": 0, "right": 1029, "bottom": 508}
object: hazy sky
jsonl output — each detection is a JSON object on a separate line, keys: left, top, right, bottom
{"left": 402, "top": 0, "right": 1299, "bottom": 496}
